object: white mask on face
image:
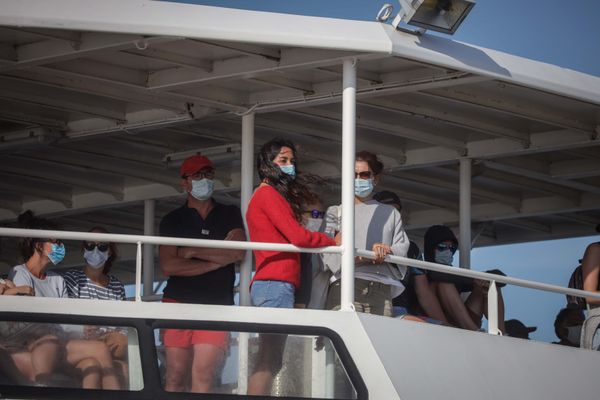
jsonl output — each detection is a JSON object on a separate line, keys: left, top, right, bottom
{"left": 304, "top": 217, "right": 323, "bottom": 232}
{"left": 84, "top": 248, "right": 109, "bottom": 269}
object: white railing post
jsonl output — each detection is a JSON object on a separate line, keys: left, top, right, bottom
{"left": 459, "top": 158, "right": 472, "bottom": 269}
{"left": 238, "top": 113, "right": 255, "bottom": 395}
{"left": 487, "top": 280, "right": 500, "bottom": 335}
{"left": 341, "top": 58, "right": 357, "bottom": 311}
{"left": 240, "top": 112, "right": 254, "bottom": 307}
{"left": 143, "top": 199, "right": 155, "bottom": 298}
{"left": 135, "top": 241, "right": 142, "bottom": 302}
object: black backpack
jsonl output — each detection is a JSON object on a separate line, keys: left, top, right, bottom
{"left": 567, "top": 264, "right": 586, "bottom": 308}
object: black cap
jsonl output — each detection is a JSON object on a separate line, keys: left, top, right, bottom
{"left": 505, "top": 319, "right": 537, "bottom": 339}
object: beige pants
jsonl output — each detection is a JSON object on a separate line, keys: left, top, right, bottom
{"left": 326, "top": 279, "right": 393, "bottom": 317}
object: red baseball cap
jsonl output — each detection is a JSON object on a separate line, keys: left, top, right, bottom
{"left": 180, "top": 155, "right": 213, "bottom": 178}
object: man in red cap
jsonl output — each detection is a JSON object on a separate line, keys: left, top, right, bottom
{"left": 159, "top": 155, "right": 245, "bottom": 393}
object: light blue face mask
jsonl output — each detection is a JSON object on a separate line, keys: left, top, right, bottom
{"left": 354, "top": 178, "right": 374, "bottom": 198}
{"left": 191, "top": 178, "right": 214, "bottom": 201}
{"left": 434, "top": 249, "right": 454, "bottom": 266}
{"left": 47, "top": 243, "right": 66, "bottom": 265}
{"left": 279, "top": 164, "right": 296, "bottom": 178}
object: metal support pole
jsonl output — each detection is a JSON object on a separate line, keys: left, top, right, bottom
{"left": 487, "top": 281, "right": 500, "bottom": 335}
{"left": 238, "top": 113, "right": 254, "bottom": 395}
{"left": 143, "top": 199, "right": 155, "bottom": 297}
{"left": 340, "top": 59, "right": 357, "bottom": 311}
{"left": 240, "top": 113, "right": 255, "bottom": 307}
{"left": 459, "top": 158, "right": 472, "bottom": 269}
{"left": 135, "top": 241, "right": 142, "bottom": 302}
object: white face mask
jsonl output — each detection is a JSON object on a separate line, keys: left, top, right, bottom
{"left": 304, "top": 217, "right": 323, "bottom": 232}
{"left": 566, "top": 325, "right": 582, "bottom": 346}
{"left": 190, "top": 178, "right": 214, "bottom": 201}
{"left": 84, "top": 248, "right": 109, "bottom": 269}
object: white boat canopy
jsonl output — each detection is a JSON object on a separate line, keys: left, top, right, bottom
{"left": 1, "top": 0, "right": 600, "bottom": 282}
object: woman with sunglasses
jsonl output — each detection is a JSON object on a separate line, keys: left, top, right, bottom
{"left": 63, "top": 227, "right": 124, "bottom": 301}
{"left": 246, "top": 138, "right": 336, "bottom": 395}
{"left": 323, "top": 151, "right": 409, "bottom": 317}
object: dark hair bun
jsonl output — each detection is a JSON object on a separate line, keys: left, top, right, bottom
{"left": 17, "top": 210, "right": 35, "bottom": 228}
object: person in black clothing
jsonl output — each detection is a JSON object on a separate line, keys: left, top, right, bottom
{"left": 424, "top": 225, "right": 506, "bottom": 332}
{"left": 159, "top": 155, "right": 245, "bottom": 393}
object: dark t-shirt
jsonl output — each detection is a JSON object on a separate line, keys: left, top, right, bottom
{"left": 159, "top": 201, "right": 244, "bottom": 305}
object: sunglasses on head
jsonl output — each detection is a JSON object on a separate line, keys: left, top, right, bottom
{"left": 436, "top": 243, "right": 457, "bottom": 253}
{"left": 309, "top": 209, "right": 325, "bottom": 219}
{"left": 84, "top": 242, "right": 109, "bottom": 252}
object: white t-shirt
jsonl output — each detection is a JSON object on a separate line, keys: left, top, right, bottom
{"left": 9, "top": 264, "right": 68, "bottom": 298}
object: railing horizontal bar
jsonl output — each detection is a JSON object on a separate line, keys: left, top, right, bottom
{"left": 2, "top": 227, "right": 597, "bottom": 301}
{"left": 356, "top": 249, "right": 600, "bottom": 301}
{"left": 0, "top": 228, "right": 342, "bottom": 254}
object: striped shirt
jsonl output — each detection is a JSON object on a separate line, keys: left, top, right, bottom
{"left": 63, "top": 269, "right": 125, "bottom": 301}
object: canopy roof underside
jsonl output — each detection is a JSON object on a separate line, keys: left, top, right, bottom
{"left": 0, "top": 1, "right": 599, "bottom": 281}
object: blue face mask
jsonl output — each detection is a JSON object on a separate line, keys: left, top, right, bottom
{"left": 190, "top": 178, "right": 214, "bottom": 201}
{"left": 354, "top": 178, "right": 374, "bottom": 198}
{"left": 434, "top": 249, "right": 454, "bottom": 266}
{"left": 47, "top": 243, "right": 66, "bottom": 265}
{"left": 279, "top": 164, "right": 296, "bottom": 178}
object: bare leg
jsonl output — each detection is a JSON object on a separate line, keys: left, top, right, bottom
{"left": 28, "top": 335, "right": 60, "bottom": 384}
{"left": 66, "top": 339, "right": 120, "bottom": 390}
{"left": 75, "top": 357, "right": 102, "bottom": 389}
{"left": 247, "top": 334, "right": 287, "bottom": 396}
{"left": 190, "top": 344, "right": 224, "bottom": 393}
{"left": 3, "top": 350, "right": 33, "bottom": 385}
{"left": 465, "top": 284, "right": 506, "bottom": 333}
{"left": 164, "top": 347, "right": 191, "bottom": 392}
{"left": 436, "top": 283, "right": 480, "bottom": 331}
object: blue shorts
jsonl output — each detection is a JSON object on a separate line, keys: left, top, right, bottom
{"left": 251, "top": 280, "right": 295, "bottom": 309}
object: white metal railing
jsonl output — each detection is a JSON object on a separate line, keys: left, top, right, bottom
{"left": 2, "top": 227, "right": 600, "bottom": 335}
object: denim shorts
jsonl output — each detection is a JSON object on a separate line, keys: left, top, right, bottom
{"left": 251, "top": 280, "right": 295, "bottom": 309}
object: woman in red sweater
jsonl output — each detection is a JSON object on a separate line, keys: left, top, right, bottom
{"left": 246, "top": 138, "right": 336, "bottom": 395}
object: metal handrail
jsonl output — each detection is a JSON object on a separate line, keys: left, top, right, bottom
{"left": 2, "top": 227, "right": 598, "bottom": 335}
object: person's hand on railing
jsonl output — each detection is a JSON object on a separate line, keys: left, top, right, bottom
{"left": 372, "top": 243, "right": 392, "bottom": 264}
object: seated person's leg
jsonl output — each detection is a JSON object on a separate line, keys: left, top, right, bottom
{"left": 3, "top": 349, "right": 33, "bottom": 385}
{"left": 75, "top": 357, "right": 102, "bottom": 389}
{"left": 28, "top": 334, "right": 60, "bottom": 385}
{"left": 65, "top": 339, "right": 120, "bottom": 390}
{"left": 436, "top": 282, "right": 480, "bottom": 331}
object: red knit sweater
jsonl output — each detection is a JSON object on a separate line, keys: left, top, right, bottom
{"left": 247, "top": 185, "right": 336, "bottom": 289}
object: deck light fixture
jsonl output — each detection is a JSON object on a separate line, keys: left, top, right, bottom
{"left": 377, "top": 0, "right": 475, "bottom": 35}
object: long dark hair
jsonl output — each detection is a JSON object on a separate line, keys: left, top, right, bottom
{"left": 83, "top": 226, "right": 118, "bottom": 275}
{"left": 257, "top": 138, "right": 316, "bottom": 222}
{"left": 17, "top": 210, "right": 59, "bottom": 262}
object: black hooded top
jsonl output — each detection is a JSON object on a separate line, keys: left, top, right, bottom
{"left": 423, "top": 225, "right": 473, "bottom": 292}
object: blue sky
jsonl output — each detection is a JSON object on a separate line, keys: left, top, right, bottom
{"left": 163, "top": 0, "right": 600, "bottom": 342}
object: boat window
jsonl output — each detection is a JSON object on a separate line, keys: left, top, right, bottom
{"left": 0, "top": 321, "right": 142, "bottom": 391}
{"left": 154, "top": 328, "right": 358, "bottom": 398}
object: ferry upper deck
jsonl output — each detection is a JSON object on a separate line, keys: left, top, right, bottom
{"left": 1, "top": 1, "right": 600, "bottom": 399}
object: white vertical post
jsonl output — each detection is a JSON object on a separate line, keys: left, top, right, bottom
{"left": 143, "top": 199, "right": 155, "bottom": 298}
{"left": 240, "top": 113, "right": 255, "bottom": 307}
{"left": 487, "top": 281, "right": 500, "bottom": 335}
{"left": 238, "top": 113, "right": 255, "bottom": 395}
{"left": 135, "top": 241, "right": 142, "bottom": 302}
{"left": 340, "top": 59, "right": 357, "bottom": 311}
{"left": 459, "top": 158, "right": 471, "bottom": 269}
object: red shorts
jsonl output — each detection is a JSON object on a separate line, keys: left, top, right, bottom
{"left": 162, "top": 298, "right": 229, "bottom": 350}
